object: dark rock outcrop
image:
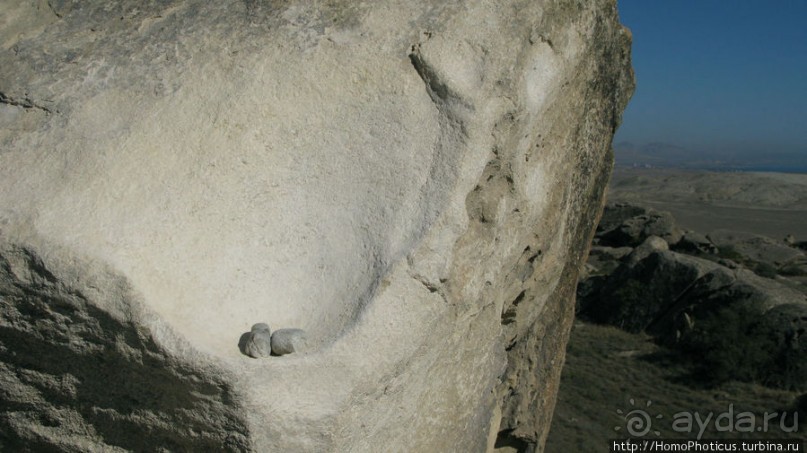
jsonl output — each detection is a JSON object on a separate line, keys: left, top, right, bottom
{"left": 579, "top": 203, "right": 807, "bottom": 390}
{"left": 674, "top": 231, "right": 718, "bottom": 255}
{"left": 708, "top": 230, "right": 805, "bottom": 268}
{"left": 596, "top": 203, "right": 683, "bottom": 247}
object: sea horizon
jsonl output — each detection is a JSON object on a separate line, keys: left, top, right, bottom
{"left": 615, "top": 163, "right": 807, "bottom": 175}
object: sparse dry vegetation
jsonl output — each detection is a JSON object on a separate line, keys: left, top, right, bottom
{"left": 546, "top": 322, "right": 804, "bottom": 452}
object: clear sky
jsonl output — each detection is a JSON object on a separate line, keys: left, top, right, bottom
{"left": 614, "top": 1, "right": 807, "bottom": 158}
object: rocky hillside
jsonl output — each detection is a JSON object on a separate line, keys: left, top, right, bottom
{"left": 578, "top": 203, "right": 807, "bottom": 389}
{"left": 547, "top": 200, "right": 807, "bottom": 451}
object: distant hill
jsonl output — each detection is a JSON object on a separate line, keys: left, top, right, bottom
{"left": 614, "top": 141, "right": 807, "bottom": 173}
{"left": 608, "top": 168, "right": 807, "bottom": 239}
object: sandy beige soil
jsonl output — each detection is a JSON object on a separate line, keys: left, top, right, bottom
{"left": 608, "top": 168, "right": 807, "bottom": 239}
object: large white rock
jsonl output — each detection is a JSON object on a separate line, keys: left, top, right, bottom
{"left": 0, "top": 0, "right": 633, "bottom": 450}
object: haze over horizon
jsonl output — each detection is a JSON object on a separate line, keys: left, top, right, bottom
{"left": 614, "top": 1, "right": 807, "bottom": 171}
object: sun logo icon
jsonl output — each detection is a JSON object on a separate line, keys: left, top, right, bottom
{"left": 614, "top": 398, "right": 663, "bottom": 437}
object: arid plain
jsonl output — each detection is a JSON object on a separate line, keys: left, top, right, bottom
{"left": 608, "top": 168, "right": 807, "bottom": 240}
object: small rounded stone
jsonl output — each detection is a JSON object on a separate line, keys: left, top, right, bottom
{"left": 244, "top": 323, "right": 272, "bottom": 358}
{"left": 251, "top": 323, "right": 271, "bottom": 333}
{"left": 270, "top": 328, "right": 308, "bottom": 356}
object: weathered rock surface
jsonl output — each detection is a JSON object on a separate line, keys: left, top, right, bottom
{"left": 0, "top": 0, "right": 633, "bottom": 450}
{"left": 595, "top": 202, "right": 649, "bottom": 234}
{"left": 270, "top": 328, "right": 308, "bottom": 356}
{"left": 708, "top": 229, "right": 806, "bottom": 269}
{"left": 581, "top": 237, "right": 807, "bottom": 337}
{"left": 585, "top": 245, "right": 633, "bottom": 276}
{"left": 674, "top": 230, "right": 718, "bottom": 255}
{"left": 625, "top": 235, "right": 669, "bottom": 265}
{"left": 596, "top": 202, "right": 683, "bottom": 247}
{"left": 243, "top": 323, "right": 273, "bottom": 359}
{"left": 579, "top": 203, "right": 807, "bottom": 386}
{"left": 581, "top": 246, "right": 722, "bottom": 332}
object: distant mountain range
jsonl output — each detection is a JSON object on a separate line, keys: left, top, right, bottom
{"left": 614, "top": 141, "right": 807, "bottom": 173}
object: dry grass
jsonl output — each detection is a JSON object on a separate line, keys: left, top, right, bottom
{"left": 545, "top": 321, "right": 804, "bottom": 452}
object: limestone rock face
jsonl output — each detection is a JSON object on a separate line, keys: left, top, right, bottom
{"left": 0, "top": 0, "right": 633, "bottom": 451}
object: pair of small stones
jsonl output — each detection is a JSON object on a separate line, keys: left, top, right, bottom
{"left": 245, "top": 323, "right": 307, "bottom": 358}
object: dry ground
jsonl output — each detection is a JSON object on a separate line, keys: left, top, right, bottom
{"left": 546, "top": 321, "right": 804, "bottom": 452}
{"left": 547, "top": 169, "right": 807, "bottom": 451}
{"left": 608, "top": 168, "right": 807, "bottom": 239}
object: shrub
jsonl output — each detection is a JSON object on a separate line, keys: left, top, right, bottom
{"left": 778, "top": 263, "right": 807, "bottom": 277}
{"left": 767, "top": 347, "right": 807, "bottom": 391}
{"left": 716, "top": 244, "right": 744, "bottom": 262}
{"left": 584, "top": 279, "right": 651, "bottom": 333}
{"left": 677, "top": 298, "right": 807, "bottom": 390}
{"left": 679, "top": 300, "right": 778, "bottom": 387}
{"left": 753, "top": 262, "right": 779, "bottom": 279}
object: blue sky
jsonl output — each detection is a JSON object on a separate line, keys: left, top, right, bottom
{"left": 614, "top": 1, "right": 807, "bottom": 158}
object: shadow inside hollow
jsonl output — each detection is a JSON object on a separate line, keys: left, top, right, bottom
{"left": 238, "top": 331, "right": 251, "bottom": 357}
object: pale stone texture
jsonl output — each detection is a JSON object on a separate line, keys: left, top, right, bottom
{"left": 0, "top": 0, "right": 633, "bottom": 450}
{"left": 244, "top": 323, "right": 272, "bottom": 359}
{"left": 270, "top": 328, "right": 308, "bottom": 356}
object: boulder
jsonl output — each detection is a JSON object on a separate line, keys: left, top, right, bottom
{"left": 597, "top": 206, "right": 683, "bottom": 247}
{"left": 243, "top": 323, "right": 273, "bottom": 359}
{"left": 589, "top": 245, "right": 634, "bottom": 261}
{"left": 648, "top": 266, "right": 804, "bottom": 344}
{"left": 674, "top": 230, "right": 718, "bottom": 255}
{"left": 596, "top": 202, "right": 648, "bottom": 234}
{"left": 763, "top": 303, "right": 807, "bottom": 346}
{"left": 625, "top": 235, "right": 668, "bottom": 265}
{"left": 270, "top": 328, "right": 308, "bottom": 356}
{"left": 664, "top": 270, "right": 807, "bottom": 389}
{"left": 580, "top": 239, "right": 807, "bottom": 354}
{"left": 708, "top": 229, "right": 805, "bottom": 267}
{"left": 586, "top": 245, "right": 634, "bottom": 275}
{"left": 0, "top": 0, "right": 633, "bottom": 450}
{"left": 779, "top": 258, "right": 807, "bottom": 277}
{"left": 580, "top": 249, "right": 720, "bottom": 332}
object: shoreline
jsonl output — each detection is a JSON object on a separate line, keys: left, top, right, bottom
{"left": 614, "top": 164, "right": 807, "bottom": 175}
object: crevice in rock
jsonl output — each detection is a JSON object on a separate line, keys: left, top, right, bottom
{"left": 413, "top": 274, "right": 439, "bottom": 293}
{"left": 494, "top": 428, "right": 536, "bottom": 452}
{"left": 501, "top": 307, "right": 517, "bottom": 326}
{"left": 0, "top": 92, "right": 54, "bottom": 114}
{"left": 408, "top": 39, "right": 473, "bottom": 114}
{"left": 46, "top": 0, "right": 64, "bottom": 18}
{"left": 408, "top": 44, "right": 451, "bottom": 104}
{"left": 465, "top": 155, "right": 517, "bottom": 226}
{"left": 409, "top": 272, "right": 449, "bottom": 307}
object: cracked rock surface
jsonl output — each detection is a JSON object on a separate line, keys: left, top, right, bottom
{"left": 0, "top": 0, "right": 633, "bottom": 450}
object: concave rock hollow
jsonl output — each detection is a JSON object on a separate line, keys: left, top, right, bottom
{"left": 0, "top": 0, "right": 633, "bottom": 450}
